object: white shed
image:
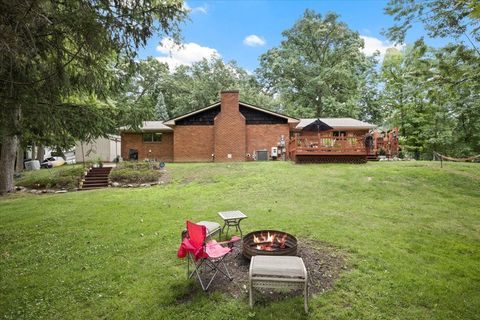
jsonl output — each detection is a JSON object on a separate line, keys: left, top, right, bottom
{"left": 75, "top": 135, "right": 121, "bottom": 163}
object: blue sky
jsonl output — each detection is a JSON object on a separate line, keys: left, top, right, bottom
{"left": 138, "top": 0, "right": 448, "bottom": 72}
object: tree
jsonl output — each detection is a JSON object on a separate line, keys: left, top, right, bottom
{"left": 384, "top": 1, "right": 480, "bottom": 158}
{"left": 357, "top": 55, "right": 385, "bottom": 124}
{"left": 0, "top": 0, "right": 186, "bottom": 193}
{"left": 431, "top": 44, "right": 480, "bottom": 155}
{"left": 154, "top": 92, "right": 169, "bottom": 121}
{"left": 120, "top": 56, "right": 277, "bottom": 120}
{"left": 380, "top": 40, "right": 480, "bottom": 158}
{"left": 381, "top": 43, "right": 438, "bottom": 158}
{"left": 165, "top": 57, "right": 276, "bottom": 116}
{"left": 384, "top": 0, "right": 480, "bottom": 52}
{"left": 256, "top": 10, "right": 371, "bottom": 118}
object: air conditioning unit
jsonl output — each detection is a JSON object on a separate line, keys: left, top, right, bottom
{"left": 271, "top": 147, "right": 278, "bottom": 158}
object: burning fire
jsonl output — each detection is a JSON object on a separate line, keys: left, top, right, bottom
{"left": 253, "top": 231, "right": 288, "bottom": 251}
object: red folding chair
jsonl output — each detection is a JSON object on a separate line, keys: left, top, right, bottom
{"left": 177, "top": 221, "right": 234, "bottom": 291}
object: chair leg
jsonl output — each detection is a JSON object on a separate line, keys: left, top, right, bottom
{"left": 188, "top": 255, "right": 232, "bottom": 292}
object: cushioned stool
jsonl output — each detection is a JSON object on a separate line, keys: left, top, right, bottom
{"left": 249, "top": 255, "right": 308, "bottom": 312}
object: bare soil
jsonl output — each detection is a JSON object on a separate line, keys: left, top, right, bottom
{"left": 176, "top": 239, "right": 348, "bottom": 303}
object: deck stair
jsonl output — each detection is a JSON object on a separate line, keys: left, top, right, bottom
{"left": 366, "top": 154, "right": 379, "bottom": 161}
{"left": 80, "top": 167, "right": 112, "bottom": 190}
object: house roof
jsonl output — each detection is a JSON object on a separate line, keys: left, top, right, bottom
{"left": 296, "top": 118, "right": 376, "bottom": 130}
{"left": 163, "top": 101, "right": 299, "bottom": 125}
{"left": 118, "top": 121, "right": 173, "bottom": 132}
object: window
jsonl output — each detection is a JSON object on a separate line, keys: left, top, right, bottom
{"left": 333, "top": 131, "right": 346, "bottom": 137}
{"left": 143, "top": 133, "right": 162, "bottom": 142}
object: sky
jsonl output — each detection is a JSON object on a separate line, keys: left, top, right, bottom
{"left": 137, "top": 0, "right": 448, "bottom": 72}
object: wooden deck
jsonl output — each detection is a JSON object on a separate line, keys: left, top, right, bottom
{"left": 289, "top": 136, "right": 371, "bottom": 163}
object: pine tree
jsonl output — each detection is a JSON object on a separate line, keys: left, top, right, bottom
{"left": 154, "top": 92, "right": 169, "bottom": 121}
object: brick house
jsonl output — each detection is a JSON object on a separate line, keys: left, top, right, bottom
{"left": 120, "top": 121, "right": 174, "bottom": 162}
{"left": 119, "top": 90, "right": 394, "bottom": 163}
{"left": 119, "top": 90, "right": 299, "bottom": 162}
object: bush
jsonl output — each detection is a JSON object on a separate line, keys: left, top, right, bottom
{"left": 117, "top": 161, "right": 163, "bottom": 170}
{"left": 109, "top": 168, "right": 161, "bottom": 183}
{"left": 15, "top": 165, "right": 84, "bottom": 190}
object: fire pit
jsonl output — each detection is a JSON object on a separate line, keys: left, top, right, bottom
{"left": 243, "top": 230, "right": 297, "bottom": 259}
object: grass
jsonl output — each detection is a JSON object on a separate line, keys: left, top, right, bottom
{"left": 14, "top": 165, "right": 84, "bottom": 190}
{"left": 1, "top": 161, "right": 479, "bottom": 319}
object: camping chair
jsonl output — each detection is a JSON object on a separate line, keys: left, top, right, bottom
{"left": 177, "top": 221, "right": 235, "bottom": 291}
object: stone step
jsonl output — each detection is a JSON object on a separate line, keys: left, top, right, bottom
{"left": 82, "top": 183, "right": 109, "bottom": 188}
{"left": 84, "top": 177, "right": 109, "bottom": 181}
{"left": 80, "top": 186, "right": 108, "bottom": 191}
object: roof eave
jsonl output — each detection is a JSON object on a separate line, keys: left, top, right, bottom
{"left": 164, "top": 102, "right": 221, "bottom": 125}
{"left": 238, "top": 101, "right": 300, "bottom": 123}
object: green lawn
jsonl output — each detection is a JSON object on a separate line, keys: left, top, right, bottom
{"left": 1, "top": 161, "right": 479, "bottom": 319}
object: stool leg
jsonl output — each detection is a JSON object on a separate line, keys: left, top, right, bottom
{"left": 304, "top": 280, "right": 308, "bottom": 313}
{"left": 249, "top": 280, "right": 253, "bottom": 308}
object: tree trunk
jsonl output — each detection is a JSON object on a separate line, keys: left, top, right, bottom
{"left": 15, "top": 145, "right": 24, "bottom": 172}
{"left": 0, "top": 135, "right": 18, "bottom": 194}
{"left": 37, "top": 145, "right": 45, "bottom": 162}
{"left": 0, "top": 105, "right": 21, "bottom": 194}
{"left": 31, "top": 143, "right": 36, "bottom": 160}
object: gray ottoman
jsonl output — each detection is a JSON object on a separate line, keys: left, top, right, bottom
{"left": 249, "top": 255, "right": 308, "bottom": 312}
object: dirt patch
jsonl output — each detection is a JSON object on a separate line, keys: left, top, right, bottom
{"left": 175, "top": 239, "right": 348, "bottom": 302}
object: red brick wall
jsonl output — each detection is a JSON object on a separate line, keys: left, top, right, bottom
{"left": 246, "top": 124, "right": 290, "bottom": 159}
{"left": 121, "top": 132, "right": 173, "bottom": 162}
{"left": 214, "top": 91, "right": 246, "bottom": 162}
{"left": 173, "top": 125, "right": 215, "bottom": 162}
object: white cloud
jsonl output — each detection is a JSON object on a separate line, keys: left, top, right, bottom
{"left": 360, "top": 35, "right": 404, "bottom": 58}
{"left": 156, "top": 38, "right": 220, "bottom": 70}
{"left": 243, "top": 35, "right": 266, "bottom": 47}
{"left": 184, "top": 2, "right": 208, "bottom": 14}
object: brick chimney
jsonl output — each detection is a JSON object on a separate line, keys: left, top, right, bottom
{"left": 220, "top": 90, "right": 240, "bottom": 115}
{"left": 214, "top": 90, "right": 246, "bottom": 161}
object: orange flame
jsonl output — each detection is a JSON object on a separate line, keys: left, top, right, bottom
{"left": 253, "top": 231, "right": 287, "bottom": 251}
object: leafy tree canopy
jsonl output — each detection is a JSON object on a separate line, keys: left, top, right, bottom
{"left": 0, "top": 0, "right": 186, "bottom": 193}
{"left": 384, "top": 0, "right": 480, "bottom": 51}
{"left": 256, "top": 10, "right": 374, "bottom": 118}
{"left": 118, "top": 56, "right": 276, "bottom": 123}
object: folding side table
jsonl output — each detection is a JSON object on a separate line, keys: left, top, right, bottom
{"left": 218, "top": 210, "right": 247, "bottom": 239}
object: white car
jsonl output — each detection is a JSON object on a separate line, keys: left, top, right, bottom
{"left": 41, "top": 157, "right": 66, "bottom": 168}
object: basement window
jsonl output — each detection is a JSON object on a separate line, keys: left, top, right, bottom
{"left": 143, "top": 133, "right": 162, "bottom": 142}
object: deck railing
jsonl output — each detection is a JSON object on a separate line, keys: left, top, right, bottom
{"left": 289, "top": 136, "right": 368, "bottom": 156}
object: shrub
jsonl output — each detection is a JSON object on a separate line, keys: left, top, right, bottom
{"left": 117, "top": 161, "right": 163, "bottom": 170}
{"left": 15, "top": 165, "right": 84, "bottom": 190}
{"left": 109, "top": 168, "right": 161, "bottom": 183}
